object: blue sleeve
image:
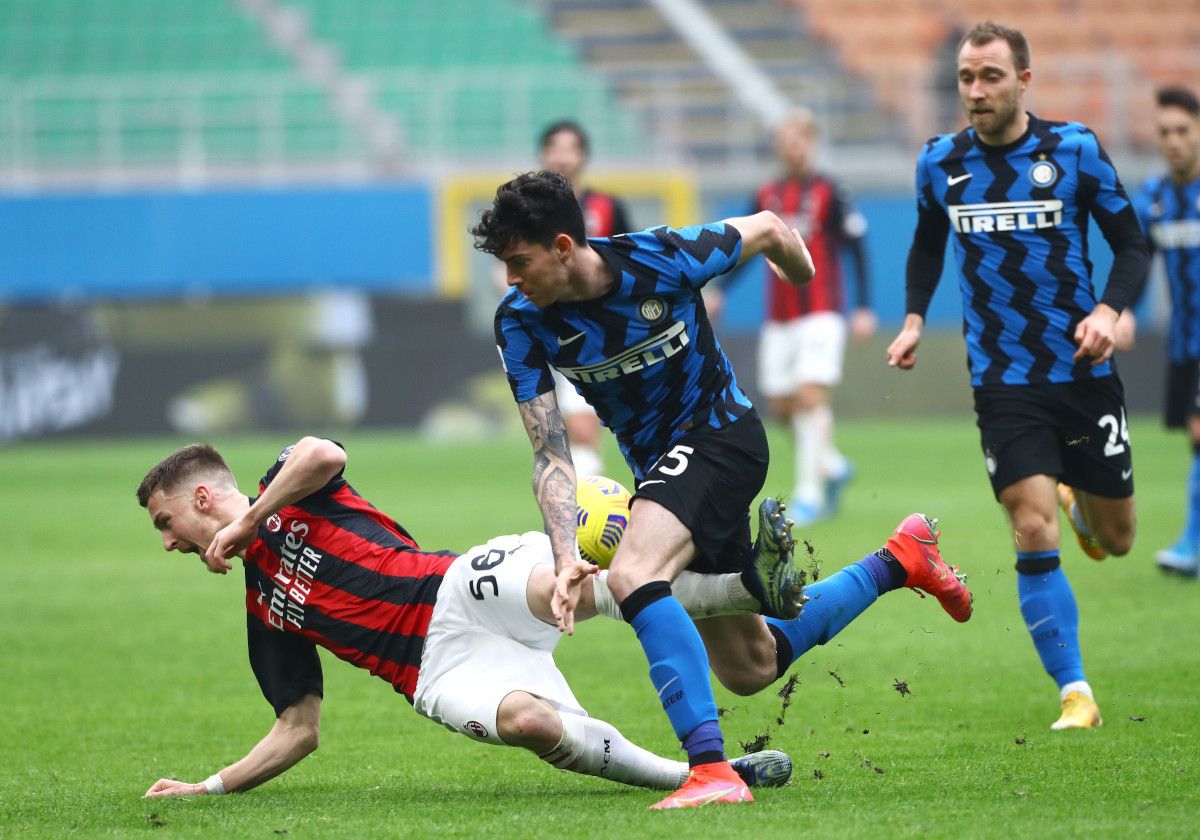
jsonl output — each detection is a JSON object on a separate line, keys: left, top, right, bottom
{"left": 905, "top": 143, "right": 949, "bottom": 317}
{"left": 494, "top": 301, "right": 554, "bottom": 403}
{"left": 1077, "top": 130, "right": 1149, "bottom": 312}
{"left": 648, "top": 223, "right": 743, "bottom": 291}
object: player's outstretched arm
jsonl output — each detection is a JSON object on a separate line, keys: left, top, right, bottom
{"left": 204, "top": 437, "right": 346, "bottom": 572}
{"left": 725, "top": 211, "right": 815, "bottom": 285}
{"left": 144, "top": 693, "right": 320, "bottom": 797}
{"left": 517, "top": 391, "right": 596, "bottom": 634}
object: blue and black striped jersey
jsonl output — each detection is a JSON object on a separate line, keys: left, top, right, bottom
{"left": 495, "top": 224, "right": 753, "bottom": 480}
{"left": 907, "top": 115, "right": 1147, "bottom": 387}
{"left": 1137, "top": 173, "right": 1200, "bottom": 362}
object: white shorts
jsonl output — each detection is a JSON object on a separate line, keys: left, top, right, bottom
{"left": 412, "top": 532, "right": 587, "bottom": 745}
{"left": 758, "top": 311, "right": 848, "bottom": 396}
{"left": 553, "top": 368, "right": 595, "bottom": 417}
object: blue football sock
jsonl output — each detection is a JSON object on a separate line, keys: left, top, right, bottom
{"left": 1016, "top": 553, "right": 1085, "bottom": 688}
{"left": 625, "top": 585, "right": 722, "bottom": 766}
{"left": 1182, "top": 452, "right": 1200, "bottom": 553}
{"left": 766, "top": 560, "right": 879, "bottom": 673}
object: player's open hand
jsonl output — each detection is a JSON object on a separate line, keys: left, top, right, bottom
{"left": 144, "top": 778, "right": 202, "bottom": 797}
{"left": 551, "top": 559, "right": 598, "bottom": 636}
{"left": 1073, "top": 304, "right": 1120, "bottom": 365}
{"left": 204, "top": 517, "right": 255, "bottom": 574}
{"left": 886, "top": 327, "right": 921, "bottom": 369}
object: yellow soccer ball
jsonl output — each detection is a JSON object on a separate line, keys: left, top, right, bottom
{"left": 576, "top": 475, "right": 631, "bottom": 568}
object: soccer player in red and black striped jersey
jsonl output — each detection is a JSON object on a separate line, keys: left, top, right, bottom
{"left": 537, "top": 120, "right": 634, "bottom": 479}
{"left": 136, "top": 437, "right": 792, "bottom": 799}
{"left": 717, "top": 109, "right": 873, "bottom": 525}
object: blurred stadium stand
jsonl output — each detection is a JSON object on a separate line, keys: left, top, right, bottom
{"left": 788, "top": 0, "right": 1200, "bottom": 151}
{"left": 0, "top": 0, "right": 1184, "bottom": 439}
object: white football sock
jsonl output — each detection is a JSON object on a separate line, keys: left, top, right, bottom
{"left": 670, "top": 571, "right": 759, "bottom": 618}
{"left": 1060, "top": 680, "right": 1093, "bottom": 701}
{"left": 571, "top": 445, "right": 602, "bottom": 479}
{"left": 815, "top": 404, "right": 848, "bottom": 478}
{"left": 791, "top": 409, "right": 823, "bottom": 506}
{"left": 590, "top": 571, "right": 757, "bottom": 622}
{"left": 538, "top": 712, "right": 687, "bottom": 790}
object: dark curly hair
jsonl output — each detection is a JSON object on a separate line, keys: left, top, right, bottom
{"left": 470, "top": 170, "right": 586, "bottom": 256}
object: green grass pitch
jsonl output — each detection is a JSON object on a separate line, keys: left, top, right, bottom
{"left": 2, "top": 417, "right": 1197, "bottom": 838}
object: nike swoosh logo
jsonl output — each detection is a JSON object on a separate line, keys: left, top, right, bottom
{"left": 557, "top": 332, "right": 585, "bottom": 346}
{"left": 1121, "top": 468, "right": 1132, "bottom": 480}
{"left": 1026, "top": 615, "right": 1053, "bottom": 632}
{"left": 656, "top": 675, "right": 679, "bottom": 698}
{"left": 947, "top": 173, "right": 973, "bottom": 186}
{"left": 638, "top": 479, "right": 666, "bottom": 489}
{"left": 670, "top": 786, "right": 739, "bottom": 806}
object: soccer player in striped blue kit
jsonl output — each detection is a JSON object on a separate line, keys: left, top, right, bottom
{"left": 888, "top": 21, "right": 1149, "bottom": 730}
{"left": 475, "top": 171, "right": 973, "bottom": 807}
{"left": 1136, "top": 86, "right": 1200, "bottom": 577}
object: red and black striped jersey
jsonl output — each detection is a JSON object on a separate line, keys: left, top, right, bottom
{"left": 243, "top": 445, "right": 456, "bottom": 714}
{"left": 580, "top": 189, "right": 632, "bottom": 238}
{"left": 755, "top": 174, "right": 870, "bottom": 321}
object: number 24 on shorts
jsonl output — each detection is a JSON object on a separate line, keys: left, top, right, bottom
{"left": 1097, "top": 410, "right": 1129, "bottom": 457}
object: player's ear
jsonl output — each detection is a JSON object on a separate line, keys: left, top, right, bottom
{"left": 1018, "top": 67, "right": 1032, "bottom": 90}
{"left": 553, "top": 232, "right": 575, "bottom": 262}
{"left": 193, "top": 483, "right": 211, "bottom": 510}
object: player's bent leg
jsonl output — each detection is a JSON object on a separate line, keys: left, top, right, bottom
{"left": 499, "top": 692, "right": 688, "bottom": 790}
{"left": 1071, "top": 490, "right": 1135, "bottom": 557}
{"left": 695, "top": 614, "right": 778, "bottom": 696}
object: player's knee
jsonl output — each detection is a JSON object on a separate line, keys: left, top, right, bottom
{"left": 714, "top": 659, "right": 774, "bottom": 696}
{"left": 496, "top": 692, "right": 561, "bottom": 752}
{"left": 605, "top": 562, "right": 650, "bottom": 603}
{"left": 1099, "top": 518, "right": 1136, "bottom": 557}
{"left": 1009, "top": 508, "right": 1058, "bottom": 551}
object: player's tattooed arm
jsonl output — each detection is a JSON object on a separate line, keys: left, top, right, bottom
{"left": 519, "top": 391, "right": 595, "bottom": 634}
{"left": 518, "top": 391, "right": 577, "bottom": 569}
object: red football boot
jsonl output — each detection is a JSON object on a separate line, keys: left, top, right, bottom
{"left": 885, "top": 513, "right": 973, "bottom": 623}
{"left": 649, "top": 761, "right": 753, "bottom": 810}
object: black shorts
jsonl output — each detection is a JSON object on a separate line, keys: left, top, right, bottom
{"left": 973, "top": 375, "right": 1133, "bottom": 500}
{"left": 1164, "top": 360, "right": 1200, "bottom": 429}
{"left": 631, "top": 409, "right": 769, "bottom": 575}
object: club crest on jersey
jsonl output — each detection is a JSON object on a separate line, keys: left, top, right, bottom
{"left": 1028, "top": 161, "right": 1058, "bottom": 188}
{"left": 465, "top": 720, "right": 489, "bottom": 739}
{"left": 638, "top": 296, "right": 667, "bottom": 323}
{"left": 266, "top": 514, "right": 282, "bottom": 533}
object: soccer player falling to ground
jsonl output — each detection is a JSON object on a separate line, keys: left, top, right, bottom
{"left": 1135, "top": 85, "right": 1200, "bottom": 578}
{"left": 711, "top": 108, "right": 874, "bottom": 526}
{"left": 136, "top": 437, "right": 795, "bottom": 798}
{"left": 475, "top": 171, "right": 972, "bottom": 807}
{"left": 887, "top": 21, "right": 1149, "bottom": 730}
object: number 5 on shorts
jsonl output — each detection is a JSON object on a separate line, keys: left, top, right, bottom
{"left": 656, "top": 444, "right": 695, "bottom": 476}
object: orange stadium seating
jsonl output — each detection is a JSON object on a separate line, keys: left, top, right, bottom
{"left": 788, "top": 0, "right": 1200, "bottom": 149}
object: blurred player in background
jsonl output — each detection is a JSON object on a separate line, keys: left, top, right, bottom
{"left": 1135, "top": 86, "right": 1200, "bottom": 578}
{"left": 475, "top": 171, "right": 972, "bottom": 807}
{"left": 136, "top": 437, "right": 793, "bottom": 799}
{"left": 888, "top": 21, "right": 1149, "bottom": 730}
{"left": 713, "top": 108, "right": 873, "bottom": 525}
{"left": 538, "top": 120, "right": 634, "bottom": 478}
